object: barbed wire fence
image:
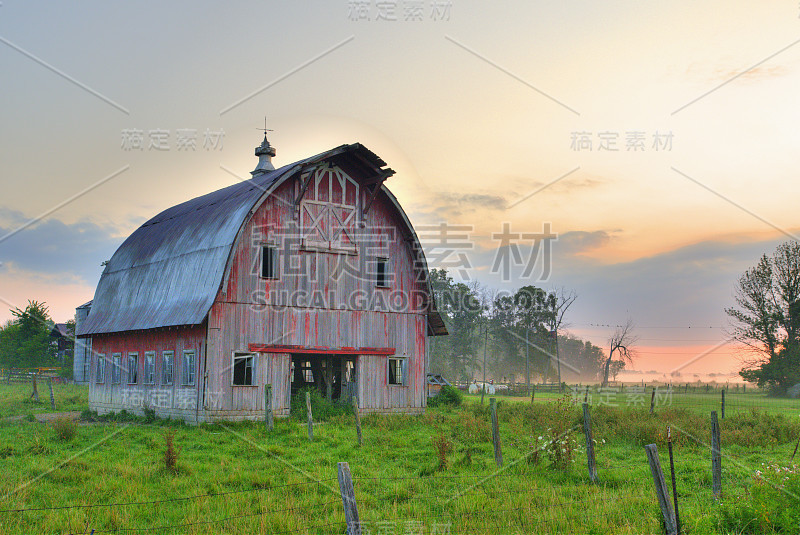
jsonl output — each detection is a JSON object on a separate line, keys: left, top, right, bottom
{"left": 5, "top": 389, "right": 795, "bottom": 535}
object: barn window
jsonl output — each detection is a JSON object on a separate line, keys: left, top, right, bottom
{"left": 232, "top": 352, "right": 256, "bottom": 386}
{"left": 143, "top": 352, "right": 155, "bottom": 384}
{"left": 111, "top": 354, "right": 121, "bottom": 384}
{"left": 299, "top": 164, "right": 359, "bottom": 252}
{"left": 388, "top": 357, "right": 407, "bottom": 386}
{"left": 162, "top": 351, "right": 174, "bottom": 385}
{"left": 181, "top": 350, "right": 196, "bottom": 386}
{"left": 127, "top": 353, "right": 138, "bottom": 384}
{"left": 96, "top": 354, "right": 106, "bottom": 383}
{"left": 376, "top": 258, "right": 389, "bottom": 288}
{"left": 261, "top": 245, "right": 278, "bottom": 279}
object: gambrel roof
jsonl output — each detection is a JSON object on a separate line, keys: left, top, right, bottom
{"left": 78, "top": 143, "right": 446, "bottom": 336}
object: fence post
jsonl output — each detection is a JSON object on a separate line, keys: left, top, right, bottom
{"left": 644, "top": 444, "right": 677, "bottom": 535}
{"left": 530, "top": 384, "right": 535, "bottom": 403}
{"left": 337, "top": 462, "right": 361, "bottom": 535}
{"left": 352, "top": 395, "right": 362, "bottom": 446}
{"left": 47, "top": 378, "right": 55, "bottom": 410}
{"left": 306, "top": 391, "right": 313, "bottom": 441}
{"left": 30, "top": 376, "right": 40, "bottom": 402}
{"left": 480, "top": 384, "right": 485, "bottom": 405}
{"left": 650, "top": 387, "right": 656, "bottom": 415}
{"left": 490, "top": 398, "right": 503, "bottom": 467}
{"left": 667, "top": 427, "right": 681, "bottom": 534}
{"left": 584, "top": 385, "right": 590, "bottom": 404}
{"left": 711, "top": 411, "right": 722, "bottom": 499}
{"left": 264, "top": 384, "right": 273, "bottom": 431}
{"left": 582, "top": 403, "right": 598, "bottom": 483}
{"left": 720, "top": 389, "right": 725, "bottom": 420}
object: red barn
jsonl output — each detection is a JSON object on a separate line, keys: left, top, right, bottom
{"left": 76, "top": 136, "right": 447, "bottom": 422}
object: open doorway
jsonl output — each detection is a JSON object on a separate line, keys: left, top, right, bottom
{"left": 290, "top": 354, "right": 356, "bottom": 401}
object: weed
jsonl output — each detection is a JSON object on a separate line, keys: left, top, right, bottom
{"left": 163, "top": 430, "right": 181, "bottom": 473}
{"left": 451, "top": 411, "right": 490, "bottom": 465}
{"left": 51, "top": 417, "right": 77, "bottom": 441}
{"left": 431, "top": 432, "right": 453, "bottom": 471}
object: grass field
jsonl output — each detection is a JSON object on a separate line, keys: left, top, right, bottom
{"left": 0, "top": 384, "right": 799, "bottom": 534}
{"left": 0, "top": 383, "right": 89, "bottom": 419}
{"left": 468, "top": 388, "right": 800, "bottom": 416}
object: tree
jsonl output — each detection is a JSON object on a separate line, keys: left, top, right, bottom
{"left": 609, "top": 360, "right": 625, "bottom": 381}
{"left": 0, "top": 300, "right": 56, "bottom": 368}
{"left": 427, "top": 269, "right": 484, "bottom": 381}
{"left": 544, "top": 288, "right": 577, "bottom": 384}
{"left": 601, "top": 318, "right": 638, "bottom": 387}
{"left": 727, "top": 241, "right": 800, "bottom": 393}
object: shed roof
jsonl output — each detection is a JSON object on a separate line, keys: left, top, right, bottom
{"left": 79, "top": 143, "right": 446, "bottom": 336}
{"left": 51, "top": 323, "right": 71, "bottom": 338}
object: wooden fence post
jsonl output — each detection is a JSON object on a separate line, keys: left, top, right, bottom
{"left": 264, "top": 384, "right": 273, "bottom": 431}
{"left": 306, "top": 391, "right": 313, "bottom": 441}
{"left": 47, "top": 378, "right": 55, "bottom": 410}
{"left": 30, "top": 376, "right": 40, "bottom": 402}
{"left": 711, "top": 411, "right": 722, "bottom": 499}
{"left": 720, "top": 389, "right": 725, "bottom": 420}
{"left": 582, "top": 403, "right": 598, "bottom": 483}
{"left": 650, "top": 387, "right": 656, "bottom": 414}
{"left": 530, "top": 384, "right": 535, "bottom": 403}
{"left": 644, "top": 444, "right": 677, "bottom": 535}
{"left": 667, "top": 426, "right": 681, "bottom": 534}
{"left": 584, "top": 385, "right": 589, "bottom": 404}
{"left": 490, "top": 398, "right": 503, "bottom": 467}
{"left": 352, "top": 395, "right": 362, "bottom": 446}
{"left": 337, "top": 462, "right": 361, "bottom": 535}
{"left": 480, "top": 384, "right": 485, "bottom": 405}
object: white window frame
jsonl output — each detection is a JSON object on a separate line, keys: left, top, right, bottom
{"left": 95, "top": 354, "right": 106, "bottom": 383}
{"left": 231, "top": 352, "right": 257, "bottom": 386}
{"left": 388, "top": 357, "right": 407, "bottom": 386}
{"left": 127, "top": 352, "right": 138, "bottom": 384}
{"left": 181, "top": 350, "right": 196, "bottom": 386}
{"left": 143, "top": 351, "right": 155, "bottom": 384}
{"left": 111, "top": 353, "right": 122, "bottom": 384}
{"left": 162, "top": 351, "right": 174, "bottom": 386}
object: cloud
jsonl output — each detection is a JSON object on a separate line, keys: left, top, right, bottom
{"left": 556, "top": 230, "right": 613, "bottom": 257}
{"left": 684, "top": 60, "right": 791, "bottom": 84}
{"left": 411, "top": 190, "right": 509, "bottom": 220}
{"left": 0, "top": 208, "right": 123, "bottom": 286}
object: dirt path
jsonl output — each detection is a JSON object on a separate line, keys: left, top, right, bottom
{"left": 2, "top": 411, "right": 82, "bottom": 423}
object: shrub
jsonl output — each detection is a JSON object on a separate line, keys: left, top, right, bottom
{"left": 290, "top": 388, "right": 352, "bottom": 421}
{"left": 51, "top": 417, "right": 77, "bottom": 441}
{"left": 428, "top": 385, "right": 463, "bottom": 408}
{"left": 142, "top": 404, "right": 157, "bottom": 424}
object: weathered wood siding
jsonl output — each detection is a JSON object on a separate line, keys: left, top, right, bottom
{"left": 207, "top": 163, "right": 429, "bottom": 416}
{"left": 88, "top": 325, "right": 206, "bottom": 421}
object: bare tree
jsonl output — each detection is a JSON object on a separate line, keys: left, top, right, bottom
{"left": 545, "top": 288, "right": 577, "bottom": 385}
{"left": 601, "top": 318, "right": 638, "bottom": 387}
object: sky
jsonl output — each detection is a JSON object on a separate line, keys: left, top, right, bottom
{"left": 1, "top": 1, "right": 799, "bottom": 382}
